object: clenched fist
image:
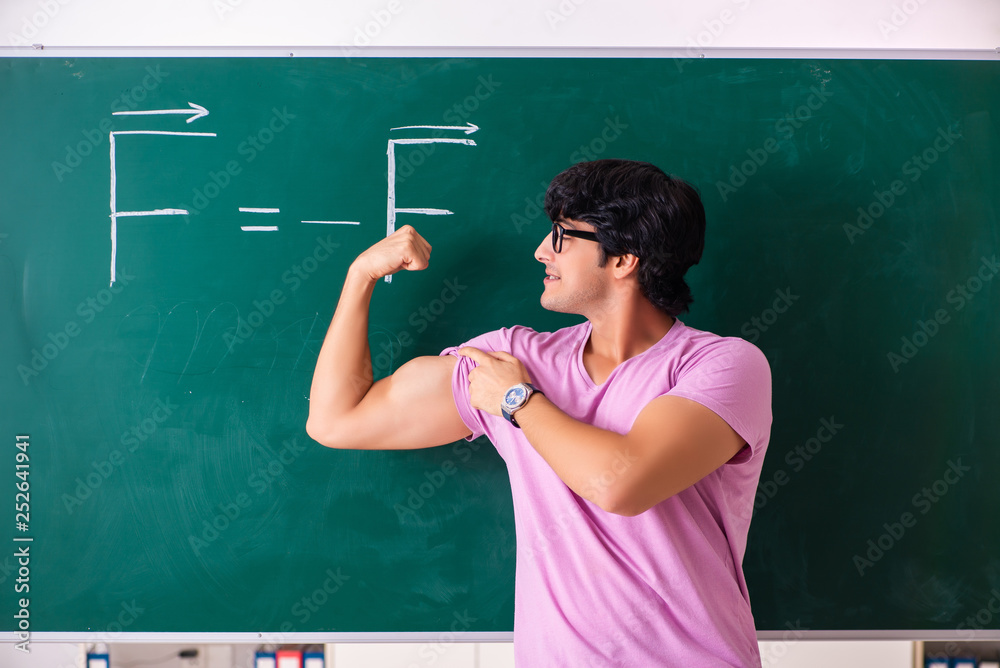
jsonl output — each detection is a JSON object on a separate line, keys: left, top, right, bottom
{"left": 351, "top": 225, "right": 432, "bottom": 282}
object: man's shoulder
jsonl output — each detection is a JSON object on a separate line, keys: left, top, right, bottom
{"left": 440, "top": 321, "right": 587, "bottom": 358}
{"left": 656, "top": 320, "right": 770, "bottom": 371}
{"left": 467, "top": 321, "right": 587, "bottom": 350}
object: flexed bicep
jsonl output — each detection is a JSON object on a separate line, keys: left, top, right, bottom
{"left": 309, "top": 354, "right": 471, "bottom": 450}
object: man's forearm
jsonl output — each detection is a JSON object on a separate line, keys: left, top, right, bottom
{"left": 457, "top": 346, "right": 637, "bottom": 511}
{"left": 515, "top": 391, "right": 748, "bottom": 517}
{"left": 515, "top": 397, "right": 634, "bottom": 511}
{"left": 307, "top": 265, "right": 379, "bottom": 434}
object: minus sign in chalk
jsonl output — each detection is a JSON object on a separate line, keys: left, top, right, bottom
{"left": 301, "top": 220, "right": 361, "bottom": 225}
{"left": 13, "top": 537, "right": 32, "bottom": 541}
{"left": 241, "top": 226, "right": 279, "bottom": 231}
{"left": 239, "top": 208, "right": 280, "bottom": 213}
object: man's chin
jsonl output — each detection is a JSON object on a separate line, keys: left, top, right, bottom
{"left": 539, "top": 295, "right": 575, "bottom": 315}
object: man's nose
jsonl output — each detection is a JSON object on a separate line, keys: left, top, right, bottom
{"left": 534, "top": 233, "right": 553, "bottom": 263}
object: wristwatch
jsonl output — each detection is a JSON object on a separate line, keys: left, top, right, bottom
{"left": 501, "top": 383, "right": 543, "bottom": 428}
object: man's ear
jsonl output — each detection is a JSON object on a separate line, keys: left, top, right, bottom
{"left": 612, "top": 253, "right": 640, "bottom": 279}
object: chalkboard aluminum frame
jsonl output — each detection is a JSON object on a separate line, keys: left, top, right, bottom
{"left": 3, "top": 45, "right": 999, "bottom": 643}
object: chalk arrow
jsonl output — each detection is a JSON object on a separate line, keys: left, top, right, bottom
{"left": 390, "top": 122, "right": 479, "bottom": 135}
{"left": 113, "top": 102, "right": 209, "bottom": 124}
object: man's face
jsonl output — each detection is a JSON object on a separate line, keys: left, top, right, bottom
{"left": 533, "top": 219, "right": 612, "bottom": 316}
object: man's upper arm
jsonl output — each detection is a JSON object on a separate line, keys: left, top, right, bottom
{"left": 608, "top": 340, "right": 770, "bottom": 515}
{"left": 612, "top": 395, "right": 747, "bottom": 514}
{"left": 309, "top": 355, "right": 472, "bottom": 450}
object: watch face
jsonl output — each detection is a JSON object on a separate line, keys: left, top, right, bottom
{"left": 504, "top": 385, "right": 527, "bottom": 409}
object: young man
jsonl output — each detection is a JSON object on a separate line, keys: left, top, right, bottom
{"left": 307, "top": 159, "right": 772, "bottom": 666}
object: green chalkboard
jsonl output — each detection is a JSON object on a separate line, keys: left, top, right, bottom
{"left": 1, "top": 54, "right": 999, "bottom": 637}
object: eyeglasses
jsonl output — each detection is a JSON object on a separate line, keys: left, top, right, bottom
{"left": 551, "top": 222, "right": 599, "bottom": 253}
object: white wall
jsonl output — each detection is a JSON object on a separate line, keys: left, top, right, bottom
{"left": 0, "top": 0, "right": 997, "bottom": 50}
{"left": 0, "top": 642, "right": 80, "bottom": 667}
{"left": 0, "top": 1, "right": 993, "bottom": 666}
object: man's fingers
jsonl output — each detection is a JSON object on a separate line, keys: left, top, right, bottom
{"left": 459, "top": 348, "right": 524, "bottom": 365}
{"left": 457, "top": 346, "right": 485, "bottom": 364}
{"left": 400, "top": 253, "right": 429, "bottom": 272}
{"left": 359, "top": 226, "right": 432, "bottom": 277}
{"left": 457, "top": 346, "right": 500, "bottom": 365}
{"left": 395, "top": 225, "right": 431, "bottom": 251}
{"left": 395, "top": 226, "right": 431, "bottom": 271}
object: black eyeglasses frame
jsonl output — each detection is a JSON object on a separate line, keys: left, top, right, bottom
{"left": 551, "top": 222, "right": 599, "bottom": 253}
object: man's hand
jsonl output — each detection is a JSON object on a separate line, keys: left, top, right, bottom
{"left": 352, "top": 225, "right": 432, "bottom": 282}
{"left": 457, "top": 347, "right": 534, "bottom": 417}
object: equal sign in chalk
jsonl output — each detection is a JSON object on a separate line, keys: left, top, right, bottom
{"left": 239, "top": 209, "right": 362, "bottom": 230}
{"left": 239, "top": 207, "right": 279, "bottom": 231}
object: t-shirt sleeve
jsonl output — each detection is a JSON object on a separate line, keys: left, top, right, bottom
{"left": 439, "top": 328, "right": 513, "bottom": 442}
{"left": 666, "top": 338, "right": 773, "bottom": 465}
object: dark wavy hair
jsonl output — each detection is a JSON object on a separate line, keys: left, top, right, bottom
{"left": 544, "top": 159, "right": 706, "bottom": 317}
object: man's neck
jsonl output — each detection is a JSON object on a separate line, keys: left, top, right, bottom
{"left": 582, "top": 296, "right": 675, "bottom": 382}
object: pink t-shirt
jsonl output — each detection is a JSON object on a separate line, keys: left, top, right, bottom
{"left": 441, "top": 318, "right": 772, "bottom": 667}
